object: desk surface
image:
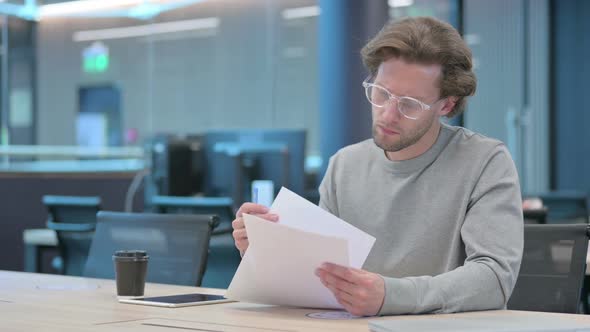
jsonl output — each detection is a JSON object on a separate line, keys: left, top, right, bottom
{"left": 3, "top": 271, "right": 590, "bottom": 332}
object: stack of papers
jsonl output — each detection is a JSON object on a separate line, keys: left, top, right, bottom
{"left": 225, "top": 188, "right": 376, "bottom": 309}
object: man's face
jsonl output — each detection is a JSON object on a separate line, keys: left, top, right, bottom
{"left": 371, "top": 57, "right": 443, "bottom": 156}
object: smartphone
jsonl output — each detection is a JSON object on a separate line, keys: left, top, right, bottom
{"left": 118, "top": 293, "right": 233, "bottom": 308}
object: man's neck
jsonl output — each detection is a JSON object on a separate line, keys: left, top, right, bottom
{"left": 385, "top": 121, "right": 442, "bottom": 161}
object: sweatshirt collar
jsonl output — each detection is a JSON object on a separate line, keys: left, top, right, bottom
{"left": 374, "top": 122, "right": 454, "bottom": 174}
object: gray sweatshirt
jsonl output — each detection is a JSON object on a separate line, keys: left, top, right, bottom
{"left": 318, "top": 123, "right": 523, "bottom": 315}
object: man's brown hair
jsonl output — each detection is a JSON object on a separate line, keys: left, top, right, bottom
{"left": 361, "top": 17, "right": 476, "bottom": 117}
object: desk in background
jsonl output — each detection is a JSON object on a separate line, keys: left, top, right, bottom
{"left": 0, "top": 161, "right": 145, "bottom": 272}
{"left": 3, "top": 271, "right": 590, "bottom": 331}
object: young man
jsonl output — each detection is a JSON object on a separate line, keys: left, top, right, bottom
{"left": 232, "top": 17, "right": 523, "bottom": 316}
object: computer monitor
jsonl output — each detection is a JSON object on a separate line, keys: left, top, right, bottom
{"left": 203, "top": 129, "right": 306, "bottom": 205}
{"left": 145, "top": 134, "right": 204, "bottom": 197}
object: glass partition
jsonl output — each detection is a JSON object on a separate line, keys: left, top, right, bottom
{"left": 0, "top": 0, "right": 320, "bottom": 166}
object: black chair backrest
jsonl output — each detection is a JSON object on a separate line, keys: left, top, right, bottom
{"left": 150, "top": 195, "right": 233, "bottom": 234}
{"left": 84, "top": 211, "right": 219, "bottom": 286}
{"left": 43, "top": 195, "right": 101, "bottom": 276}
{"left": 149, "top": 195, "right": 240, "bottom": 289}
{"left": 508, "top": 224, "right": 590, "bottom": 313}
{"left": 523, "top": 208, "right": 548, "bottom": 224}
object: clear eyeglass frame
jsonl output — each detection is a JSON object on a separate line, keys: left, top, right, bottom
{"left": 362, "top": 78, "right": 443, "bottom": 120}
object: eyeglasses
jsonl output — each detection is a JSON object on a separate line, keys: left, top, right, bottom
{"left": 362, "top": 79, "right": 443, "bottom": 120}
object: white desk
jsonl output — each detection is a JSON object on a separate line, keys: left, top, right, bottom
{"left": 3, "top": 271, "right": 590, "bottom": 331}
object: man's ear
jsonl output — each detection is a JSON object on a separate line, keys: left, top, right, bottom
{"left": 438, "top": 97, "right": 458, "bottom": 116}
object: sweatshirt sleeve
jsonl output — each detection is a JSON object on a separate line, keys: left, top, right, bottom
{"left": 318, "top": 155, "right": 339, "bottom": 216}
{"left": 379, "top": 145, "right": 524, "bottom": 315}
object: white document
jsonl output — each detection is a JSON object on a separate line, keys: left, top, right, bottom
{"left": 226, "top": 214, "right": 348, "bottom": 308}
{"left": 225, "top": 188, "right": 376, "bottom": 309}
{"left": 270, "top": 187, "right": 376, "bottom": 268}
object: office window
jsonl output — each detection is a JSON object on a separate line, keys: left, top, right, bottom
{"left": 29, "top": 0, "right": 320, "bottom": 155}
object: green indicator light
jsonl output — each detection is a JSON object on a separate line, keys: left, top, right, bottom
{"left": 95, "top": 54, "right": 109, "bottom": 72}
{"left": 84, "top": 57, "right": 96, "bottom": 73}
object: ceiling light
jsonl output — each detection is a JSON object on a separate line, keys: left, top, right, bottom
{"left": 281, "top": 6, "right": 320, "bottom": 20}
{"left": 39, "top": 0, "right": 141, "bottom": 18}
{"left": 388, "top": 0, "right": 414, "bottom": 8}
{"left": 73, "top": 17, "right": 220, "bottom": 42}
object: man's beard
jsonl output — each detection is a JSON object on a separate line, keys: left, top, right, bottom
{"left": 372, "top": 115, "right": 434, "bottom": 153}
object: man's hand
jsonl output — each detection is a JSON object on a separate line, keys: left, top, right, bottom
{"left": 315, "top": 263, "right": 385, "bottom": 316}
{"left": 231, "top": 203, "right": 279, "bottom": 255}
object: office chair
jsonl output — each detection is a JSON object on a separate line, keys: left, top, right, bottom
{"left": 149, "top": 195, "right": 240, "bottom": 289}
{"left": 84, "top": 211, "right": 219, "bottom": 286}
{"left": 508, "top": 224, "right": 590, "bottom": 313}
{"left": 524, "top": 192, "right": 590, "bottom": 310}
{"left": 150, "top": 195, "right": 234, "bottom": 234}
{"left": 43, "top": 195, "right": 101, "bottom": 276}
{"left": 523, "top": 207, "right": 548, "bottom": 224}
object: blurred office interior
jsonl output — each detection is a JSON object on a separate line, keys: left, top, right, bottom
{"left": 0, "top": 0, "right": 589, "bottom": 289}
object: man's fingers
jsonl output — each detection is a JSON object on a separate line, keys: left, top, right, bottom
{"left": 236, "top": 203, "right": 270, "bottom": 217}
{"left": 323, "top": 283, "right": 357, "bottom": 314}
{"left": 235, "top": 239, "right": 249, "bottom": 251}
{"left": 325, "top": 281, "right": 356, "bottom": 302}
{"left": 320, "top": 263, "right": 361, "bottom": 283}
{"left": 317, "top": 264, "right": 384, "bottom": 317}
{"left": 256, "top": 213, "right": 280, "bottom": 221}
{"left": 317, "top": 269, "right": 356, "bottom": 296}
{"left": 232, "top": 218, "right": 245, "bottom": 230}
{"left": 232, "top": 228, "right": 247, "bottom": 240}
{"left": 232, "top": 214, "right": 278, "bottom": 232}
{"left": 242, "top": 213, "right": 279, "bottom": 222}
{"left": 336, "top": 295, "right": 355, "bottom": 310}
{"left": 231, "top": 202, "right": 280, "bottom": 257}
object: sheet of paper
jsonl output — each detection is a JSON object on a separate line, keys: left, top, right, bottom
{"left": 225, "top": 214, "right": 348, "bottom": 309}
{"left": 270, "top": 187, "right": 376, "bottom": 268}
